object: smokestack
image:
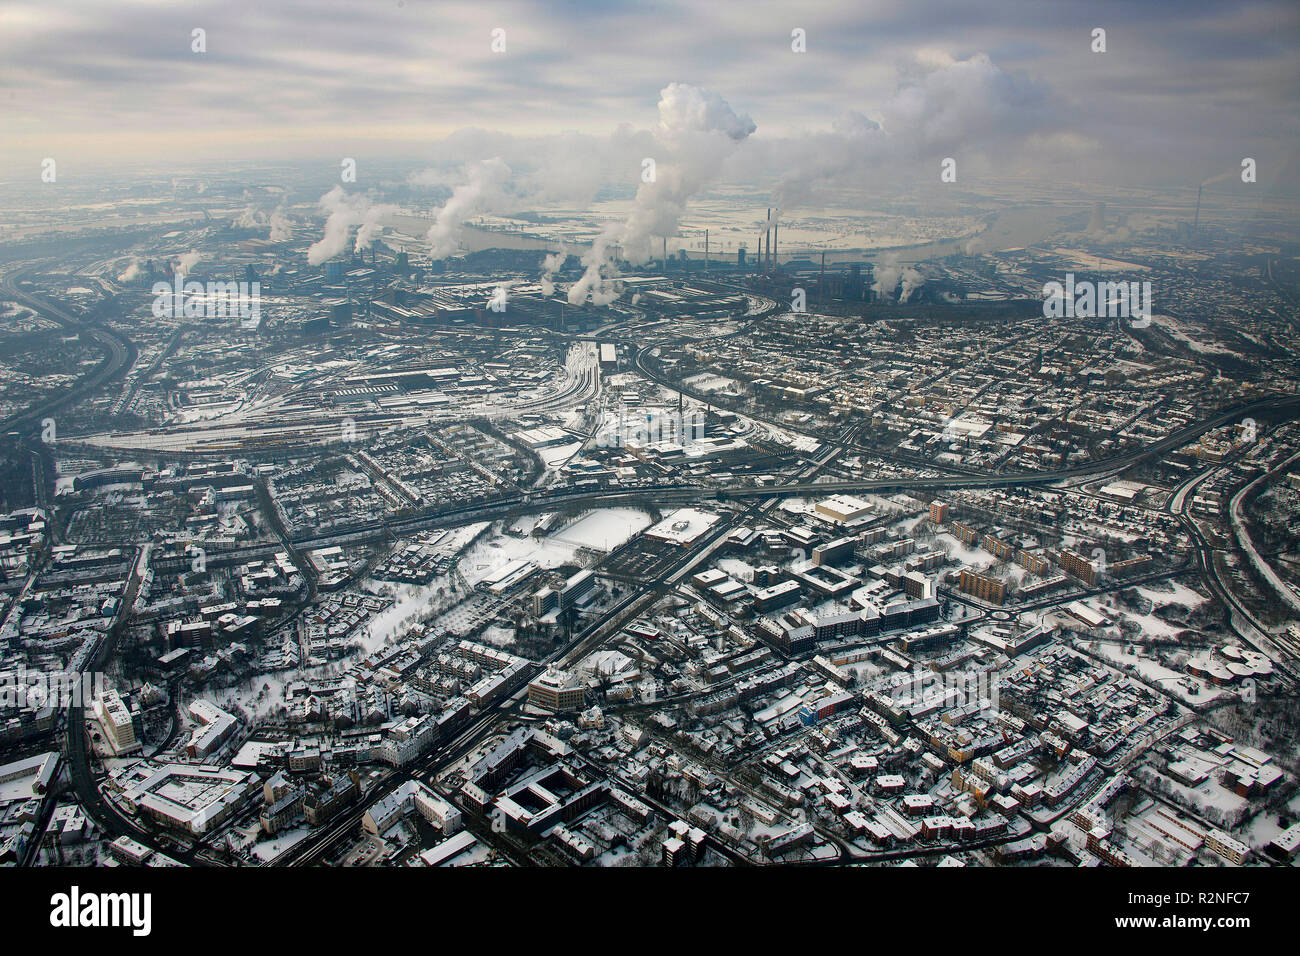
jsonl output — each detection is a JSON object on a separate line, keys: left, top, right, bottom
{"left": 773, "top": 221, "right": 778, "bottom": 270}
{"left": 766, "top": 208, "right": 772, "bottom": 271}
{"left": 819, "top": 252, "right": 825, "bottom": 303}
{"left": 663, "top": 236, "right": 668, "bottom": 271}
{"left": 1194, "top": 184, "right": 1202, "bottom": 231}
{"left": 704, "top": 230, "right": 709, "bottom": 273}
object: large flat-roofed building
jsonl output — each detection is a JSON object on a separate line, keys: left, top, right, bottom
{"left": 512, "top": 425, "right": 573, "bottom": 448}
{"left": 559, "top": 568, "right": 596, "bottom": 606}
{"left": 532, "top": 586, "right": 558, "bottom": 617}
{"left": 527, "top": 668, "right": 586, "bottom": 713}
{"left": 93, "top": 690, "right": 140, "bottom": 755}
{"left": 814, "top": 495, "right": 873, "bottom": 526}
{"left": 958, "top": 568, "right": 1007, "bottom": 605}
{"left": 533, "top": 569, "right": 598, "bottom": 618}
{"left": 1055, "top": 548, "right": 1099, "bottom": 587}
{"left": 493, "top": 763, "right": 609, "bottom": 834}
{"left": 1205, "top": 828, "right": 1250, "bottom": 865}
{"left": 794, "top": 563, "right": 859, "bottom": 598}
{"left": 116, "top": 762, "right": 259, "bottom": 836}
{"left": 186, "top": 699, "right": 238, "bottom": 759}
{"left": 418, "top": 830, "right": 479, "bottom": 866}
{"left": 0, "top": 751, "right": 59, "bottom": 793}
{"left": 644, "top": 508, "right": 719, "bottom": 548}
{"left": 754, "top": 579, "right": 801, "bottom": 612}
{"left": 903, "top": 570, "right": 933, "bottom": 599}
{"left": 812, "top": 537, "right": 856, "bottom": 566}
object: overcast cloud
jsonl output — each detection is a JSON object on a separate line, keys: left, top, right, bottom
{"left": 0, "top": 0, "right": 1296, "bottom": 191}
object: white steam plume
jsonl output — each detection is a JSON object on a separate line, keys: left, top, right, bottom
{"left": 426, "top": 157, "right": 512, "bottom": 259}
{"left": 569, "top": 83, "right": 755, "bottom": 305}
{"left": 174, "top": 250, "right": 202, "bottom": 277}
{"left": 487, "top": 282, "right": 515, "bottom": 311}
{"left": 307, "top": 187, "right": 397, "bottom": 266}
{"left": 269, "top": 206, "right": 292, "bottom": 242}
{"left": 117, "top": 259, "right": 141, "bottom": 282}
{"left": 872, "top": 254, "right": 925, "bottom": 302}
{"left": 539, "top": 248, "right": 566, "bottom": 297}
{"left": 619, "top": 83, "right": 755, "bottom": 265}
{"left": 567, "top": 227, "right": 624, "bottom": 306}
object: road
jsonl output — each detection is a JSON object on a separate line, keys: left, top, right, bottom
{"left": 1166, "top": 452, "right": 1300, "bottom": 687}
{"left": 1228, "top": 448, "right": 1300, "bottom": 617}
{"left": 9, "top": 264, "right": 1300, "bottom": 867}
{"left": 0, "top": 266, "right": 137, "bottom": 434}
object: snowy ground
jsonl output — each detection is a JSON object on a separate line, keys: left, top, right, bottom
{"left": 934, "top": 533, "right": 996, "bottom": 571}
{"left": 362, "top": 523, "right": 491, "bottom": 653}
{"left": 1134, "top": 580, "right": 1208, "bottom": 609}
{"left": 251, "top": 826, "right": 312, "bottom": 862}
{"left": 460, "top": 508, "right": 651, "bottom": 585}
{"left": 1088, "top": 639, "right": 1227, "bottom": 704}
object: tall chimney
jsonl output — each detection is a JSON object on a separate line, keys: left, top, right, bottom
{"left": 1194, "top": 184, "right": 1203, "bottom": 231}
{"left": 766, "top": 208, "right": 772, "bottom": 271}
{"left": 704, "top": 230, "right": 709, "bottom": 273}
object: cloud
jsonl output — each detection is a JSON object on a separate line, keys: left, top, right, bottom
{"left": 879, "top": 51, "right": 1054, "bottom": 156}
{"left": 773, "top": 50, "right": 1059, "bottom": 206}
{"left": 0, "top": 0, "right": 1295, "bottom": 194}
{"left": 656, "top": 81, "right": 756, "bottom": 142}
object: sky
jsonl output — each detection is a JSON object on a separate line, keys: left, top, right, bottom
{"left": 1, "top": 0, "right": 1297, "bottom": 193}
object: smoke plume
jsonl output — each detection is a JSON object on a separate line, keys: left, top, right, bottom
{"left": 426, "top": 157, "right": 512, "bottom": 259}
{"left": 568, "top": 83, "right": 755, "bottom": 304}
{"left": 174, "top": 250, "right": 202, "bottom": 277}
{"left": 539, "top": 249, "right": 566, "bottom": 297}
{"left": 307, "top": 187, "right": 397, "bottom": 266}
{"left": 872, "top": 253, "right": 925, "bottom": 302}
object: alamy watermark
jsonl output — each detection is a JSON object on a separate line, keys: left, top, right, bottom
{"left": 596, "top": 407, "right": 707, "bottom": 449}
{"left": 152, "top": 276, "right": 261, "bottom": 328}
{"left": 890, "top": 666, "right": 999, "bottom": 715}
{"left": 0, "top": 666, "right": 105, "bottom": 709}
{"left": 1042, "top": 272, "right": 1151, "bottom": 327}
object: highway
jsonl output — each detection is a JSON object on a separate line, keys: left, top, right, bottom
{"left": 59, "top": 549, "right": 212, "bottom": 864}
{"left": 1228, "top": 448, "right": 1300, "bottom": 617}
{"left": 1165, "top": 450, "right": 1300, "bottom": 688}
{"left": 0, "top": 266, "right": 137, "bottom": 434}
{"left": 265, "top": 393, "right": 1300, "bottom": 553}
